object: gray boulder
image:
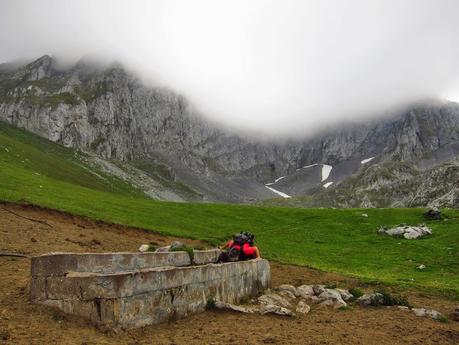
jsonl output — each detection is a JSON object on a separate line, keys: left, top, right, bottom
{"left": 259, "top": 304, "right": 295, "bottom": 317}
{"left": 295, "top": 300, "right": 311, "bottom": 314}
{"left": 337, "top": 289, "right": 354, "bottom": 302}
{"left": 296, "top": 285, "right": 315, "bottom": 298}
{"left": 258, "top": 293, "right": 292, "bottom": 309}
{"left": 357, "top": 293, "right": 384, "bottom": 306}
{"left": 412, "top": 308, "right": 445, "bottom": 321}
{"left": 215, "top": 301, "right": 257, "bottom": 314}
{"left": 312, "top": 284, "right": 326, "bottom": 296}
{"left": 379, "top": 225, "right": 432, "bottom": 239}
{"left": 275, "top": 284, "right": 298, "bottom": 296}
{"left": 318, "top": 289, "right": 347, "bottom": 309}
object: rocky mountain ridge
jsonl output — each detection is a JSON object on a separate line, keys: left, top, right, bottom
{"left": 0, "top": 55, "right": 458, "bottom": 206}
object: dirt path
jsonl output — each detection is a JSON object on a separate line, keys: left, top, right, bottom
{"left": 0, "top": 203, "right": 458, "bottom": 345}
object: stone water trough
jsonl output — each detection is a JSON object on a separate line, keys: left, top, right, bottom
{"left": 30, "top": 249, "right": 271, "bottom": 329}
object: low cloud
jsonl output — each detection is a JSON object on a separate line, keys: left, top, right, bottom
{"left": 1, "top": 0, "right": 459, "bottom": 135}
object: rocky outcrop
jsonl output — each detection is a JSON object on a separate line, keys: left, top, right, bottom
{"left": 378, "top": 224, "right": 432, "bottom": 239}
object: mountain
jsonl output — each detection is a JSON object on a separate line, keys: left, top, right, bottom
{"left": 0, "top": 55, "right": 458, "bottom": 207}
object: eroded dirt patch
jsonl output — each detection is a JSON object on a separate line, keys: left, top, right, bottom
{"left": 1, "top": 203, "right": 458, "bottom": 345}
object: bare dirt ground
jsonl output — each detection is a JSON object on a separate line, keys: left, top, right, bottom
{"left": 0, "top": 202, "right": 458, "bottom": 345}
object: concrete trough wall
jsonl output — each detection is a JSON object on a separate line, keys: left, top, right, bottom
{"left": 30, "top": 250, "right": 270, "bottom": 329}
{"left": 31, "top": 249, "right": 222, "bottom": 277}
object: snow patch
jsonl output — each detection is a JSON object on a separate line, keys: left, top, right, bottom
{"left": 323, "top": 182, "right": 334, "bottom": 188}
{"left": 361, "top": 157, "right": 375, "bottom": 164}
{"left": 274, "top": 176, "right": 286, "bottom": 183}
{"left": 265, "top": 186, "right": 291, "bottom": 198}
{"left": 321, "top": 164, "right": 332, "bottom": 181}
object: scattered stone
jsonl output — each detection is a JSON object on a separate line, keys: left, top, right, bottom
{"left": 317, "top": 289, "right": 347, "bottom": 309}
{"left": 259, "top": 304, "right": 295, "bottom": 317}
{"left": 30, "top": 237, "right": 37, "bottom": 243}
{"left": 302, "top": 295, "right": 320, "bottom": 304}
{"left": 378, "top": 224, "right": 432, "bottom": 239}
{"left": 412, "top": 308, "right": 445, "bottom": 321}
{"left": 357, "top": 293, "right": 384, "bottom": 307}
{"left": 312, "top": 284, "right": 326, "bottom": 296}
{"left": 417, "top": 264, "right": 426, "bottom": 270}
{"left": 138, "top": 244, "right": 150, "bottom": 252}
{"left": 397, "top": 306, "right": 410, "bottom": 311}
{"left": 275, "top": 284, "right": 298, "bottom": 296}
{"left": 258, "top": 293, "right": 292, "bottom": 309}
{"left": 295, "top": 300, "right": 310, "bottom": 314}
{"left": 337, "top": 289, "right": 354, "bottom": 302}
{"left": 319, "top": 298, "right": 347, "bottom": 309}
{"left": 296, "top": 285, "right": 315, "bottom": 298}
{"left": 278, "top": 290, "right": 296, "bottom": 301}
{"left": 215, "top": 301, "right": 257, "bottom": 314}
{"left": 423, "top": 207, "right": 442, "bottom": 220}
{"left": 361, "top": 213, "right": 368, "bottom": 217}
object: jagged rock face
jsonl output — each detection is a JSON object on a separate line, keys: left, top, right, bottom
{"left": 1, "top": 55, "right": 459, "bottom": 205}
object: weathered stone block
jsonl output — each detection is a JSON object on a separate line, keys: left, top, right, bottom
{"left": 30, "top": 251, "right": 271, "bottom": 329}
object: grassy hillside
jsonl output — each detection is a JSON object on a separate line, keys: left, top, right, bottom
{"left": 0, "top": 121, "right": 458, "bottom": 298}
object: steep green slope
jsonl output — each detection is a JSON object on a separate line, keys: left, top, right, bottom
{"left": 0, "top": 120, "right": 144, "bottom": 197}
{"left": 0, "top": 121, "right": 458, "bottom": 297}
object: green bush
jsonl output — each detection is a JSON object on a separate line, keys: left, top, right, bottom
{"left": 206, "top": 297, "right": 216, "bottom": 310}
{"left": 349, "top": 287, "right": 364, "bottom": 300}
{"left": 375, "top": 288, "right": 410, "bottom": 307}
{"left": 239, "top": 295, "right": 251, "bottom": 305}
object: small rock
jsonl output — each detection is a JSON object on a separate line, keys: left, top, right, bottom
{"left": 379, "top": 224, "right": 432, "bottom": 239}
{"left": 319, "top": 298, "right": 347, "bottom": 309}
{"left": 312, "top": 284, "right": 326, "bottom": 296}
{"left": 361, "top": 213, "right": 368, "bottom": 217}
{"left": 337, "top": 289, "right": 354, "bottom": 302}
{"left": 169, "top": 241, "right": 185, "bottom": 250}
{"left": 259, "top": 304, "right": 295, "bottom": 317}
{"left": 296, "top": 285, "right": 315, "bottom": 298}
{"left": 357, "top": 293, "right": 384, "bottom": 307}
{"left": 215, "top": 301, "right": 257, "bottom": 314}
{"left": 295, "top": 300, "right": 310, "bottom": 314}
{"left": 138, "top": 244, "right": 150, "bottom": 252}
{"left": 258, "top": 293, "right": 291, "bottom": 309}
{"left": 317, "top": 289, "right": 347, "bottom": 309}
{"left": 318, "top": 289, "right": 342, "bottom": 301}
{"left": 397, "top": 306, "right": 410, "bottom": 311}
{"left": 155, "top": 245, "right": 171, "bottom": 252}
{"left": 278, "top": 290, "right": 296, "bottom": 301}
{"left": 30, "top": 237, "right": 37, "bottom": 243}
{"left": 412, "top": 308, "right": 445, "bottom": 320}
{"left": 275, "top": 284, "right": 297, "bottom": 296}
{"left": 302, "top": 295, "right": 320, "bottom": 304}
{"left": 417, "top": 264, "right": 426, "bottom": 270}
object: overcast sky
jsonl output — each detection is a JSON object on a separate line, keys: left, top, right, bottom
{"left": 1, "top": 0, "right": 459, "bottom": 135}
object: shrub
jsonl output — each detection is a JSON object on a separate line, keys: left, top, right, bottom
{"left": 375, "top": 288, "right": 410, "bottom": 307}
{"left": 437, "top": 315, "right": 449, "bottom": 323}
{"left": 239, "top": 295, "right": 251, "bottom": 305}
{"left": 349, "top": 287, "right": 364, "bottom": 300}
{"left": 206, "top": 297, "right": 216, "bottom": 310}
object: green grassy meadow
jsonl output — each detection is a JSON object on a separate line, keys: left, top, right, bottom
{"left": 0, "top": 121, "right": 458, "bottom": 297}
